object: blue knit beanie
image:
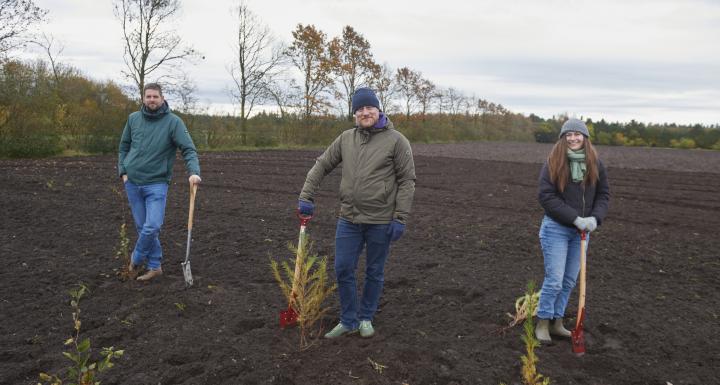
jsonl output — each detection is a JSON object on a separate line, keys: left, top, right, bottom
{"left": 559, "top": 118, "right": 590, "bottom": 138}
{"left": 352, "top": 87, "right": 381, "bottom": 113}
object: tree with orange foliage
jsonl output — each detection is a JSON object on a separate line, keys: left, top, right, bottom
{"left": 395, "top": 67, "right": 421, "bottom": 119}
{"left": 329, "top": 26, "right": 381, "bottom": 120}
{"left": 285, "top": 24, "right": 334, "bottom": 118}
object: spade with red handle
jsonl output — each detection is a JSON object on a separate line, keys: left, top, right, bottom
{"left": 279, "top": 212, "right": 312, "bottom": 328}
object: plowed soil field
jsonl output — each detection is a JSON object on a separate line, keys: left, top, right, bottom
{"left": 1, "top": 142, "right": 719, "bottom": 385}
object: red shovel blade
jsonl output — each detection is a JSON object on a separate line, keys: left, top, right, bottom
{"left": 280, "top": 306, "right": 298, "bottom": 328}
{"left": 571, "top": 308, "right": 586, "bottom": 355}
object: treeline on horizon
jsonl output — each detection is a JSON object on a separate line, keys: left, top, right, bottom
{"left": 1, "top": 59, "right": 718, "bottom": 158}
{"left": 1, "top": 0, "right": 719, "bottom": 157}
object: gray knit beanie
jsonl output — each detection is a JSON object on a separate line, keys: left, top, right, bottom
{"left": 559, "top": 118, "right": 590, "bottom": 138}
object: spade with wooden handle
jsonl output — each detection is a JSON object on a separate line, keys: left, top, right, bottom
{"left": 572, "top": 230, "right": 588, "bottom": 355}
{"left": 182, "top": 183, "right": 198, "bottom": 288}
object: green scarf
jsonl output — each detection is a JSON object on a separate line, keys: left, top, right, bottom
{"left": 567, "top": 149, "right": 586, "bottom": 183}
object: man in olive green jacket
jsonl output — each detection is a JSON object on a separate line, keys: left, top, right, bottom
{"left": 118, "top": 83, "right": 201, "bottom": 281}
{"left": 298, "top": 87, "right": 416, "bottom": 339}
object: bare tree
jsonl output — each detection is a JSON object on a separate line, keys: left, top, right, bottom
{"left": 114, "top": 0, "right": 199, "bottom": 101}
{"left": 328, "top": 26, "right": 380, "bottom": 120}
{"left": 415, "top": 78, "right": 436, "bottom": 118}
{"left": 466, "top": 94, "right": 480, "bottom": 116}
{"left": 395, "top": 67, "right": 420, "bottom": 118}
{"left": 444, "top": 87, "right": 466, "bottom": 115}
{"left": 435, "top": 87, "right": 447, "bottom": 114}
{"left": 228, "top": 1, "right": 284, "bottom": 144}
{"left": 0, "top": 0, "right": 46, "bottom": 60}
{"left": 170, "top": 71, "right": 198, "bottom": 114}
{"left": 371, "top": 62, "right": 396, "bottom": 114}
{"left": 285, "top": 24, "right": 334, "bottom": 118}
{"left": 264, "top": 74, "right": 301, "bottom": 119}
{"left": 31, "top": 33, "right": 64, "bottom": 87}
{"left": 461, "top": 94, "right": 475, "bottom": 115}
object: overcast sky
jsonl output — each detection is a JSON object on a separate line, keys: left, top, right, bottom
{"left": 26, "top": 0, "right": 720, "bottom": 125}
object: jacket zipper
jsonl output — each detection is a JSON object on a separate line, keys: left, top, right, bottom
{"left": 352, "top": 130, "right": 368, "bottom": 221}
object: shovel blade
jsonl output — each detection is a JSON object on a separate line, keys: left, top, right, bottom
{"left": 571, "top": 308, "right": 586, "bottom": 355}
{"left": 571, "top": 328, "right": 585, "bottom": 355}
{"left": 571, "top": 329, "right": 585, "bottom": 355}
{"left": 279, "top": 307, "right": 298, "bottom": 328}
{"left": 181, "top": 261, "right": 193, "bottom": 288}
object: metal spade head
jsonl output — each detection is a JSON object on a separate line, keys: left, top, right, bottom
{"left": 182, "top": 260, "right": 193, "bottom": 288}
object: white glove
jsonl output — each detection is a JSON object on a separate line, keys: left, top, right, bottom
{"left": 586, "top": 216, "right": 597, "bottom": 232}
{"left": 573, "top": 217, "right": 587, "bottom": 231}
{"left": 189, "top": 174, "right": 202, "bottom": 185}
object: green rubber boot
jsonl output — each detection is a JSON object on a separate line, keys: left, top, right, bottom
{"left": 535, "top": 319, "right": 552, "bottom": 344}
{"left": 550, "top": 317, "right": 572, "bottom": 338}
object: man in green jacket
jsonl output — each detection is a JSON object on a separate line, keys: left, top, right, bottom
{"left": 298, "top": 87, "right": 416, "bottom": 338}
{"left": 118, "top": 83, "right": 201, "bottom": 281}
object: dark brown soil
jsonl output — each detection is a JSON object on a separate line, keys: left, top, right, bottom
{"left": 1, "top": 142, "right": 719, "bottom": 385}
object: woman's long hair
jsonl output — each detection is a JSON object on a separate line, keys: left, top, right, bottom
{"left": 547, "top": 136, "right": 599, "bottom": 192}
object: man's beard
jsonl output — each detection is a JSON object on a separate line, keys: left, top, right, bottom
{"left": 358, "top": 118, "right": 378, "bottom": 128}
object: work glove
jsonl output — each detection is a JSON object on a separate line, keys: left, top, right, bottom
{"left": 585, "top": 216, "right": 597, "bottom": 232}
{"left": 573, "top": 217, "right": 587, "bottom": 231}
{"left": 298, "top": 199, "right": 314, "bottom": 216}
{"left": 387, "top": 220, "right": 405, "bottom": 242}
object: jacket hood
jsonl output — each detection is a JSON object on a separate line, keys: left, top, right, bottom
{"left": 357, "top": 113, "right": 392, "bottom": 134}
{"left": 141, "top": 100, "right": 170, "bottom": 120}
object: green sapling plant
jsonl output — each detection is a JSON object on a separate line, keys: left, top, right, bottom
{"left": 519, "top": 281, "right": 550, "bottom": 385}
{"left": 38, "top": 283, "right": 124, "bottom": 385}
{"left": 271, "top": 236, "right": 336, "bottom": 349}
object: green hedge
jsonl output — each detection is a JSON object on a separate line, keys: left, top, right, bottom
{"left": 0, "top": 132, "right": 62, "bottom": 158}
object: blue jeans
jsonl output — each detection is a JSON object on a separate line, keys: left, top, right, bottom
{"left": 537, "top": 215, "right": 589, "bottom": 320}
{"left": 125, "top": 181, "right": 168, "bottom": 270}
{"left": 334, "top": 218, "right": 392, "bottom": 329}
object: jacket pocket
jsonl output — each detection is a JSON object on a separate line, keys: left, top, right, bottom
{"left": 358, "top": 179, "right": 386, "bottom": 210}
{"left": 123, "top": 147, "right": 138, "bottom": 176}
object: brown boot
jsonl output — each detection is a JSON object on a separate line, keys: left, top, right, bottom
{"left": 137, "top": 268, "right": 162, "bottom": 281}
{"left": 535, "top": 319, "right": 552, "bottom": 344}
{"left": 550, "top": 318, "right": 572, "bottom": 338}
{"left": 127, "top": 262, "right": 139, "bottom": 279}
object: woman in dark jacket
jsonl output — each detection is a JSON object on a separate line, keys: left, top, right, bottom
{"left": 535, "top": 118, "right": 610, "bottom": 344}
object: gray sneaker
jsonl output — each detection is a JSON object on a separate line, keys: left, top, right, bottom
{"left": 359, "top": 320, "right": 375, "bottom": 338}
{"left": 324, "top": 323, "right": 357, "bottom": 339}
